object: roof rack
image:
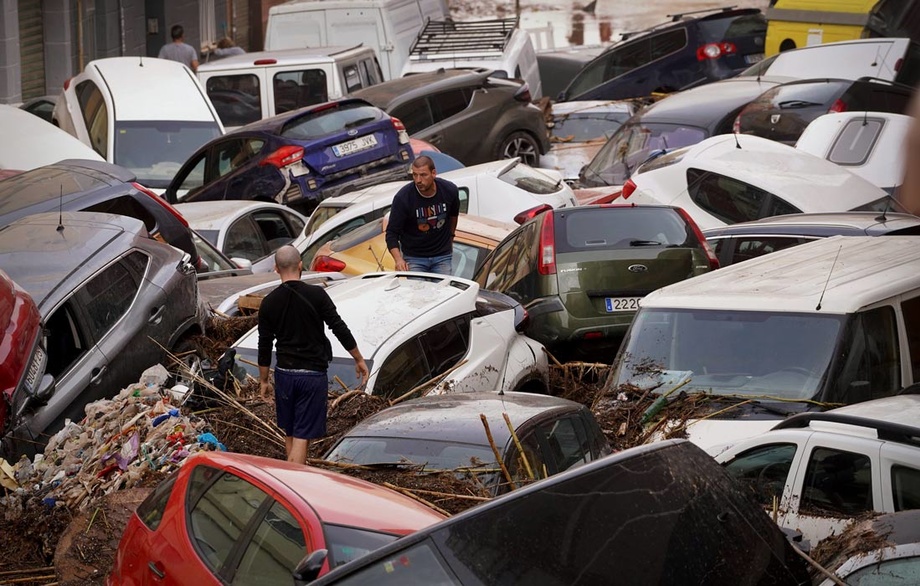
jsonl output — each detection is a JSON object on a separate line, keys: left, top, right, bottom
{"left": 666, "top": 5, "right": 738, "bottom": 22}
{"left": 408, "top": 18, "right": 519, "bottom": 60}
{"left": 772, "top": 412, "right": 920, "bottom": 448}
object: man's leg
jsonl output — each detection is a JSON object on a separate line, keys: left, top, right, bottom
{"left": 403, "top": 255, "right": 428, "bottom": 272}
{"left": 430, "top": 253, "right": 453, "bottom": 276}
{"left": 288, "top": 438, "right": 309, "bottom": 464}
{"left": 284, "top": 436, "right": 293, "bottom": 459}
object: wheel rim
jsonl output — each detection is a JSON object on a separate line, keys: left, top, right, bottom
{"left": 503, "top": 137, "right": 538, "bottom": 166}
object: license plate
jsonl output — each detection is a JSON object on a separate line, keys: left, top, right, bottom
{"left": 605, "top": 297, "right": 641, "bottom": 312}
{"left": 24, "top": 346, "right": 44, "bottom": 392}
{"left": 744, "top": 53, "right": 764, "bottom": 64}
{"left": 332, "top": 134, "right": 378, "bottom": 157}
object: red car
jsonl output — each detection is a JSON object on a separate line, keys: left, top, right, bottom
{"left": 107, "top": 451, "right": 446, "bottom": 585}
{"left": 0, "top": 269, "right": 42, "bottom": 439}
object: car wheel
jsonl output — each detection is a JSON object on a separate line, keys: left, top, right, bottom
{"left": 497, "top": 131, "right": 540, "bottom": 166}
{"left": 168, "top": 338, "right": 205, "bottom": 405}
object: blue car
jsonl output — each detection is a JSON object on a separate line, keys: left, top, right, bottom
{"left": 163, "top": 98, "right": 414, "bottom": 215}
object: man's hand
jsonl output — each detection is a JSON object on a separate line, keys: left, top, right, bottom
{"left": 355, "top": 358, "right": 370, "bottom": 388}
{"left": 394, "top": 259, "right": 409, "bottom": 271}
{"left": 259, "top": 379, "right": 273, "bottom": 402}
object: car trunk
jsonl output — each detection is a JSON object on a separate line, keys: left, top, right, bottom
{"left": 739, "top": 80, "right": 849, "bottom": 144}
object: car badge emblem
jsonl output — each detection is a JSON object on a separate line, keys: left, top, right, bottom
{"left": 628, "top": 264, "right": 648, "bottom": 273}
{"left": 770, "top": 114, "right": 781, "bottom": 124}
{"left": 347, "top": 129, "right": 359, "bottom": 136}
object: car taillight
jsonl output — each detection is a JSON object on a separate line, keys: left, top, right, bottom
{"left": 828, "top": 99, "right": 848, "bottom": 113}
{"left": 675, "top": 207, "right": 720, "bottom": 271}
{"left": 538, "top": 212, "right": 556, "bottom": 275}
{"left": 63, "top": 78, "right": 72, "bottom": 91}
{"left": 697, "top": 42, "right": 736, "bottom": 60}
{"left": 391, "top": 117, "right": 410, "bottom": 144}
{"left": 621, "top": 179, "right": 637, "bottom": 199}
{"left": 513, "top": 204, "right": 553, "bottom": 225}
{"left": 513, "top": 83, "right": 532, "bottom": 103}
{"left": 253, "top": 59, "right": 278, "bottom": 65}
{"left": 896, "top": 57, "right": 904, "bottom": 72}
{"left": 132, "top": 182, "right": 190, "bottom": 228}
{"left": 311, "top": 255, "right": 346, "bottom": 272}
{"left": 260, "top": 145, "right": 305, "bottom": 168}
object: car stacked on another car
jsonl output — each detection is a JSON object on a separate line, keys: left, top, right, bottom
{"left": 0, "top": 269, "right": 42, "bottom": 446}
{"left": 558, "top": 7, "right": 767, "bottom": 101}
{"left": 0, "top": 212, "right": 205, "bottom": 459}
{"left": 232, "top": 272, "right": 549, "bottom": 398}
{"left": 0, "top": 105, "right": 103, "bottom": 176}
{"left": 324, "top": 392, "right": 611, "bottom": 495}
{"left": 164, "top": 97, "right": 414, "bottom": 216}
{"left": 350, "top": 68, "right": 550, "bottom": 166}
{"left": 473, "top": 204, "right": 719, "bottom": 361}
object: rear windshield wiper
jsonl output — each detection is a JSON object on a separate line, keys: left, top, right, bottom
{"left": 344, "top": 116, "right": 377, "bottom": 128}
{"left": 630, "top": 239, "right": 663, "bottom": 246}
{"left": 711, "top": 395, "right": 800, "bottom": 417}
{"left": 777, "top": 100, "right": 822, "bottom": 109}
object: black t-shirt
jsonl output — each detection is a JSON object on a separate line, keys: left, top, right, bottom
{"left": 385, "top": 177, "right": 461, "bottom": 257}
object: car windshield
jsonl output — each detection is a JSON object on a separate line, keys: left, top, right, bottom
{"left": 550, "top": 111, "right": 630, "bottom": 142}
{"left": 323, "top": 523, "right": 402, "bottom": 569}
{"left": 613, "top": 308, "right": 845, "bottom": 400}
{"left": 330, "top": 217, "right": 384, "bottom": 253}
{"left": 306, "top": 205, "right": 347, "bottom": 236}
{"left": 0, "top": 166, "right": 111, "bottom": 212}
{"left": 498, "top": 161, "right": 561, "bottom": 194}
{"left": 114, "top": 121, "right": 222, "bottom": 188}
{"left": 234, "top": 346, "right": 372, "bottom": 391}
{"left": 697, "top": 12, "right": 766, "bottom": 41}
{"left": 581, "top": 122, "right": 707, "bottom": 187}
{"left": 328, "top": 437, "right": 498, "bottom": 470}
{"left": 192, "top": 231, "right": 237, "bottom": 273}
{"left": 852, "top": 196, "right": 908, "bottom": 214}
{"left": 281, "top": 103, "right": 382, "bottom": 140}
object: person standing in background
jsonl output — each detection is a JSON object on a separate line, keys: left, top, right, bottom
{"left": 158, "top": 24, "right": 199, "bottom": 73}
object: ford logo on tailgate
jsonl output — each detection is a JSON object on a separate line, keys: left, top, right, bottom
{"left": 628, "top": 264, "right": 648, "bottom": 273}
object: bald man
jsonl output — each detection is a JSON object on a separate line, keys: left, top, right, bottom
{"left": 258, "top": 245, "right": 368, "bottom": 464}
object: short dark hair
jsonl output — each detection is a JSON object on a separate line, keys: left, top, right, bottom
{"left": 412, "top": 155, "right": 435, "bottom": 172}
{"left": 171, "top": 25, "right": 184, "bottom": 40}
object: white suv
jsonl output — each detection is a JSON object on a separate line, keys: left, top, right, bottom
{"left": 231, "top": 272, "right": 549, "bottom": 397}
{"left": 712, "top": 395, "right": 920, "bottom": 549}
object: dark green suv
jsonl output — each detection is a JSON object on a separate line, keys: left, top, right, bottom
{"left": 473, "top": 204, "right": 719, "bottom": 362}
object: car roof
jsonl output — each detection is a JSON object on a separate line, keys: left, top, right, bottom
{"left": 175, "top": 201, "right": 305, "bottom": 230}
{"left": 86, "top": 57, "right": 217, "bottom": 122}
{"left": 646, "top": 134, "right": 889, "bottom": 208}
{"left": 455, "top": 213, "right": 517, "bottom": 243}
{"left": 198, "top": 45, "right": 367, "bottom": 71}
{"left": 825, "top": 395, "right": 920, "bottom": 429}
{"left": 640, "top": 235, "right": 920, "bottom": 314}
{"left": 0, "top": 106, "right": 105, "bottom": 170}
{"left": 768, "top": 396, "right": 920, "bottom": 447}
{"left": 0, "top": 211, "right": 149, "bottom": 309}
{"left": 702, "top": 212, "right": 920, "bottom": 238}
{"left": 334, "top": 392, "right": 585, "bottom": 448}
{"left": 185, "top": 451, "right": 445, "bottom": 531}
{"left": 235, "top": 97, "right": 376, "bottom": 134}
{"left": 616, "top": 7, "right": 762, "bottom": 42}
{"left": 352, "top": 69, "right": 490, "bottom": 108}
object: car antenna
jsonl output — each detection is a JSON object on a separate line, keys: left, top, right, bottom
{"left": 57, "top": 184, "right": 65, "bottom": 233}
{"left": 733, "top": 132, "right": 742, "bottom": 149}
{"left": 875, "top": 198, "right": 891, "bottom": 222}
{"left": 815, "top": 244, "right": 843, "bottom": 311}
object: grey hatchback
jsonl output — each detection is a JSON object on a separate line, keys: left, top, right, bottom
{"left": 324, "top": 392, "right": 610, "bottom": 495}
{"left": 473, "top": 204, "right": 719, "bottom": 362}
{"left": 0, "top": 212, "right": 205, "bottom": 459}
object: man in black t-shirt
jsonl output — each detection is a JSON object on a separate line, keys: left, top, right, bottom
{"left": 385, "top": 156, "right": 461, "bottom": 275}
{"left": 258, "top": 246, "right": 368, "bottom": 464}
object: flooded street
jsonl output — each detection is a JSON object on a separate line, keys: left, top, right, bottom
{"left": 453, "top": 0, "right": 770, "bottom": 50}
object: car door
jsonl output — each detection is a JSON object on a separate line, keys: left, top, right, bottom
{"left": 446, "top": 312, "right": 507, "bottom": 394}
{"left": 423, "top": 87, "right": 484, "bottom": 163}
{"left": 223, "top": 216, "right": 272, "bottom": 262}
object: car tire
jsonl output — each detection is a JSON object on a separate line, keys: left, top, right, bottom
{"left": 497, "top": 131, "right": 541, "bottom": 166}
{"left": 168, "top": 338, "right": 205, "bottom": 404}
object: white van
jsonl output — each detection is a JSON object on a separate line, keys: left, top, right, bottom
{"left": 401, "top": 18, "right": 543, "bottom": 100}
{"left": 197, "top": 46, "right": 384, "bottom": 130}
{"left": 607, "top": 235, "right": 920, "bottom": 450}
{"left": 264, "top": 0, "right": 449, "bottom": 80}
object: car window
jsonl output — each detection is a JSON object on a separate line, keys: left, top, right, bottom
{"left": 390, "top": 100, "right": 434, "bottom": 135}
{"left": 281, "top": 102, "right": 381, "bottom": 140}
{"left": 84, "top": 195, "right": 158, "bottom": 234}
{"left": 648, "top": 29, "right": 686, "bottom": 60}
{"left": 233, "top": 500, "right": 307, "bottom": 584}
{"left": 78, "top": 252, "right": 146, "bottom": 340}
{"left": 699, "top": 12, "right": 766, "bottom": 40}
{"left": 892, "top": 464, "right": 920, "bottom": 511}
{"left": 431, "top": 89, "right": 471, "bottom": 122}
{"left": 607, "top": 37, "right": 650, "bottom": 79}
{"left": 483, "top": 230, "right": 521, "bottom": 291}
{"left": 175, "top": 152, "right": 208, "bottom": 195}
{"left": 458, "top": 187, "right": 469, "bottom": 213}
{"left": 842, "top": 556, "right": 920, "bottom": 585}
{"left": 452, "top": 241, "right": 488, "bottom": 279}
{"left": 327, "top": 541, "right": 458, "bottom": 585}
{"left": 359, "top": 59, "right": 381, "bottom": 86}
{"left": 206, "top": 74, "right": 262, "bottom": 127}
{"left": 506, "top": 431, "right": 548, "bottom": 486}
{"left": 565, "top": 54, "right": 609, "bottom": 98}
{"left": 828, "top": 118, "right": 884, "bottom": 166}
{"left": 0, "top": 167, "right": 110, "bottom": 213}
{"left": 215, "top": 139, "right": 248, "bottom": 179}
{"left": 302, "top": 215, "right": 374, "bottom": 266}
{"left": 226, "top": 217, "right": 270, "bottom": 261}
{"left": 44, "top": 303, "right": 87, "bottom": 379}
{"left": 550, "top": 111, "right": 630, "bottom": 141}
{"left": 537, "top": 415, "right": 595, "bottom": 473}
{"left": 722, "top": 443, "right": 797, "bottom": 506}
{"left": 274, "top": 69, "right": 329, "bottom": 114}
{"left": 329, "top": 217, "right": 384, "bottom": 252}
{"left": 901, "top": 295, "right": 920, "bottom": 383}
{"left": 76, "top": 80, "right": 108, "bottom": 158}
{"left": 687, "top": 168, "right": 777, "bottom": 224}
{"left": 114, "top": 121, "right": 223, "bottom": 188}
{"left": 136, "top": 473, "right": 178, "bottom": 531}
{"left": 800, "top": 447, "right": 873, "bottom": 516}
{"left": 324, "top": 524, "right": 402, "bottom": 569}
{"left": 556, "top": 207, "right": 698, "bottom": 253}
{"left": 282, "top": 210, "right": 306, "bottom": 236}
{"left": 419, "top": 316, "right": 469, "bottom": 375}
{"left": 253, "top": 210, "right": 296, "bottom": 250}
{"left": 374, "top": 337, "right": 428, "bottom": 399}
{"left": 831, "top": 306, "right": 901, "bottom": 403}
{"left": 342, "top": 64, "right": 363, "bottom": 93}
{"left": 728, "top": 236, "right": 814, "bottom": 265}
{"left": 497, "top": 162, "right": 560, "bottom": 195}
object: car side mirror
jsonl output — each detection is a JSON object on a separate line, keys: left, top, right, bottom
{"left": 231, "top": 257, "right": 253, "bottom": 270}
{"left": 293, "top": 549, "right": 328, "bottom": 585}
{"left": 16, "top": 374, "right": 56, "bottom": 419}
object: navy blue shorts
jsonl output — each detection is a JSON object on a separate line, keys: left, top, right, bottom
{"left": 274, "top": 368, "right": 327, "bottom": 439}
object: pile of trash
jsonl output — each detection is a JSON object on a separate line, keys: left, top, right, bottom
{"left": 1, "top": 364, "right": 227, "bottom": 515}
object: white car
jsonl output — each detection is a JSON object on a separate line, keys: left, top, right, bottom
{"left": 0, "top": 104, "right": 103, "bottom": 173}
{"left": 621, "top": 134, "right": 904, "bottom": 230}
{"left": 712, "top": 395, "right": 920, "bottom": 548}
{"left": 232, "top": 272, "right": 549, "bottom": 396}
{"left": 287, "top": 158, "right": 578, "bottom": 270}
{"left": 52, "top": 57, "right": 224, "bottom": 191}
{"left": 175, "top": 201, "right": 308, "bottom": 266}
{"left": 795, "top": 111, "right": 912, "bottom": 195}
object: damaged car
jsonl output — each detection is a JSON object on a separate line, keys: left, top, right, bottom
{"left": 232, "top": 273, "right": 549, "bottom": 398}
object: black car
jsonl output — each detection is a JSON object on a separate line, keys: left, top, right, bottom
{"left": 350, "top": 69, "right": 551, "bottom": 167}
{"left": 558, "top": 7, "right": 766, "bottom": 102}
{"left": 735, "top": 77, "right": 914, "bottom": 144}
{"left": 0, "top": 212, "right": 205, "bottom": 459}
{"left": 0, "top": 159, "right": 201, "bottom": 269}
{"left": 577, "top": 75, "right": 787, "bottom": 189}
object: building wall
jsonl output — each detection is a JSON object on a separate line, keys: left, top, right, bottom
{"left": 0, "top": 0, "right": 22, "bottom": 102}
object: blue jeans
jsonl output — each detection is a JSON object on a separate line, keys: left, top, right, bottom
{"left": 404, "top": 253, "right": 452, "bottom": 275}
